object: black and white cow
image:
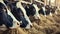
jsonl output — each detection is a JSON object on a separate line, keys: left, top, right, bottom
{"left": 45, "top": 5, "right": 51, "bottom": 16}
{"left": 21, "top": 1, "right": 40, "bottom": 19}
{"left": 34, "top": 0, "right": 54, "bottom": 17}
{"left": 34, "top": 0, "right": 46, "bottom": 17}
{"left": 0, "top": 0, "right": 20, "bottom": 29}
{"left": 3, "top": 0, "right": 33, "bottom": 29}
{"left": 22, "top": 3, "right": 36, "bottom": 16}
{"left": 32, "top": 4, "right": 40, "bottom": 19}
{"left": 51, "top": 6, "right": 57, "bottom": 14}
{"left": 45, "top": 5, "right": 57, "bottom": 16}
{"left": 34, "top": 2, "right": 46, "bottom": 17}
{"left": 38, "top": 5, "right": 46, "bottom": 17}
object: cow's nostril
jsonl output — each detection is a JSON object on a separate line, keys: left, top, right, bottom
{"left": 17, "top": 23, "right": 19, "bottom": 25}
{"left": 30, "top": 25, "right": 33, "bottom": 28}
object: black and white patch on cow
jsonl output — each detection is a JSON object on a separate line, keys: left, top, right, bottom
{"left": 21, "top": 2, "right": 40, "bottom": 19}
{"left": 22, "top": 3, "right": 40, "bottom": 19}
{"left": 49, "top": 12, "right": 52, "bottom": 16}
{"left": 32, "top": 4, "right": 40, "bottom": 19}
{"left": 52, "top": 6, "right": 58, "bottom": 15}
{"left": 38, "top": 5, "right": 47, "bottom": 17}
{"left": 34, "top": 0, "right": 47, "bottom": 17}
{"left": 42, "top": 6, "right": 47, "bottom": 17}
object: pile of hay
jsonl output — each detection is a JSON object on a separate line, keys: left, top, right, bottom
{"left": 0, "top": 11, "right": 60, "bottom": 34}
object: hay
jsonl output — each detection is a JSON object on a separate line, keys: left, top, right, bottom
{"left": 0, "top": 10, "right": 60, "bottom": 34}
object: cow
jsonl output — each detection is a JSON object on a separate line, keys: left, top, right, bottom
{"left": 21, "top": 1, "right": 40, "bottom": 19}
{"left": 0, "top": 1, "right": 20, "bottom": 29}
{"left": 45, "top": 5, "right": 57, "bottom": 16}
{"left": 22, "top": 3, "right": 36, "bottom": 17}
{"left": 34, "top": 0, "right": 54, "bottom": 17}
{"left": 45, "top": 5, "right": 52, "bottom": 16}
{"left": 51, "top": 6, "right": 57, "bottom": 14}
{"left": 3, "top": 0, "right": 33, "bottom": 29}
{"left": 31, "top": 0, "right": 47, "bottom": 17}
{"left": 32, "top": 4, "right": 40, "bottom": 19}
{"left": 21, "top": 0, "right": 46, "bottom": 18}
{"left": 34, "top": 2, "right": 46, "bottom": 17}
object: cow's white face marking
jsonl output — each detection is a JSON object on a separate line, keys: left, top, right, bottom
{"left": 55, "top": 9, "right": 58, "bottom": 15}
{"left": 33, "top": 4, "right": 40, "bottom": 19}
{"left": 49, "top": 12, "right": 52, "bottom": 16}
{"left": 42, "top": 7, "right": 45, "bottom": 11}
{"left": 9, "top": 20, "right": 20, "bottom": 29}
{"left": 25, "top": 17, "right": 32, "bottom": 29}
{"left": 25, "top": 23, "right": 32, "bottom": 29}
{"left": 42, "top": 6, "right": 46, "bottom": 17}
{"left": 44, "top": 15, "right": 47, "bottom": 17}
{"left": 55, "top": 11, "right": 57, "bottom": 14}
{"left": 16, "top": 1, "right": 32, "bottom": 29}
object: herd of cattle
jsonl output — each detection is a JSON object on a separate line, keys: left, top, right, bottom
{"left": 0, "top": 0, "right": 59, "bottom": 30}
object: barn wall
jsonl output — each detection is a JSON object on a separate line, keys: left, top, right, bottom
{"left": 19, "top": 0, "right": 60, "bottom": 7}
{"left": 56, "top": 0, "right": 60, "bottom": 6}
{"left": 44, "top": 0, "right": 60, "bottom": 6}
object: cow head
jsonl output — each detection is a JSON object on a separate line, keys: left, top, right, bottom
{"left": 16, "top": 8, "right": 33, "bottom": 29}
{"left": 3, "top": 1, "right": 33, "bottom": 29}
{"left": 0, "top": 1, "right": 20, "bottom": 29}
{"left": 16, "top": 2, "right": 33, "bottom": 29}
{"left": 20, "top": 20, "right": 33, "bottom": 29}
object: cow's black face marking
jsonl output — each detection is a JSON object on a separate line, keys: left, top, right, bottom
{"left": 12, "top": 8, "right": 29, "bottom": 28}
{"left": 39, "top": 7, "right": 45, "bottom": 15}
{"left": 0, "top": 2, "right": 13, "bottom": 28}
{"left": 22, "top": 4, "right": 36, "bottom": 16}
{"left": 20, "top": 18, "right": 28, "bottom": 28}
